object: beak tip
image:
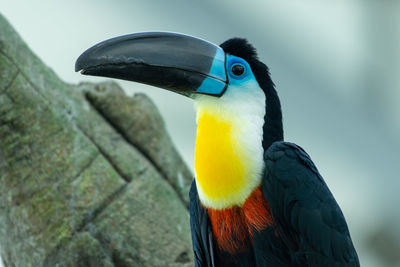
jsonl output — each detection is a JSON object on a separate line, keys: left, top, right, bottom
{"left": 75, "top": 57, "right": 83, "bottom": 73}
{"left": 75, "top": 54, "right": 90, "bottom": 74}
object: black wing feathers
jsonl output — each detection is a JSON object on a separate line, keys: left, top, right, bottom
{"left": 189, "top": 180, "right": 214, "bottom": 267}
{"left": 263, "top": 142, "right": 360, "bottom": 267}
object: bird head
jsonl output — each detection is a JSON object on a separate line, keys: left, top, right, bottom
{"left": 75, "top": 32, "right": 283, "bottom": 151}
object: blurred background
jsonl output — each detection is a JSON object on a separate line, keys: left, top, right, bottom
{"left": 1, "top": 0, "right": 399, "bottom": 266}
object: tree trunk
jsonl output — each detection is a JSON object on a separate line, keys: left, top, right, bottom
{"left": 0, "top": 13, "right": 193, "bottom": 267}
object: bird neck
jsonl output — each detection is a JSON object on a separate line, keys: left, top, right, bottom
{"left": 194, "top": 92, "right": 266, "bottom": 209}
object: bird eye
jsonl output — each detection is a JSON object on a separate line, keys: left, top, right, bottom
{"left": 231, "top": 64, "right": 245, "bottom": 76}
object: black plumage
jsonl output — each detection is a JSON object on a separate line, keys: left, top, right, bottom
{"left": 190, "top": 181, "right": 214, "bottom": 267}
{"left": 262, "top": 142, "right": 359, "bottom": 266}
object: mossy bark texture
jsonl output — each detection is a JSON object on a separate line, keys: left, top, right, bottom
{"left": 0, "top": 14, "right": 193, "bottom": 267}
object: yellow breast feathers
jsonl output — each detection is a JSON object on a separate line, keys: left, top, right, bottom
{"left": 194, "top": 111, "right": 263, "bottom": 209}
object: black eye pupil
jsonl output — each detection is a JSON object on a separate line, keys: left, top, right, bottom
{"left": 231, "top": 64, "right": 245, "bottom": 76}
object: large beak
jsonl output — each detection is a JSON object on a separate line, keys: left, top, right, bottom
{"left": 75, "top": 32, "right": 228, "bottom": 97}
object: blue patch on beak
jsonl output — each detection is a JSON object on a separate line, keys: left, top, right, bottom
{"left": 196, "top": 48, "right": 228, "bottom": 96}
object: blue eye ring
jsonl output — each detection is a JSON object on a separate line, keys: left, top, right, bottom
{"left": 226, "top": 55, "right": 250, "bottom": 80}
{"left": 231, "top": 63, "right": 246, "bottom": 76}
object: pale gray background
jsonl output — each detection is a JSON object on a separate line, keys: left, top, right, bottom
{"left": 1, "top": 1, "right": 399, "bottom": 266}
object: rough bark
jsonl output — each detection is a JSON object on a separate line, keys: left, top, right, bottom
{"left": 0, "top": 14, "right": 193, "bottom": 267}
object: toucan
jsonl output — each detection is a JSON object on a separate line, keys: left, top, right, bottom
{"left": 75, "top": 32, "right": 360, "bottom": 266}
